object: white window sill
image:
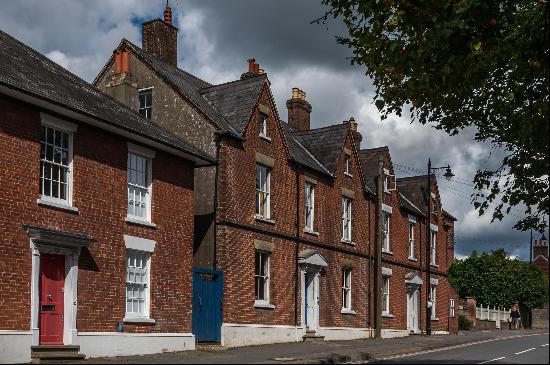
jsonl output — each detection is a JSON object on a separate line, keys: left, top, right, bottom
{"left": 125, "top": 217, "right": 157, "bottom": 228}
{"left": 304, "top": 229, "right": 320, "bottom": 236}
{"left": 382, "top": 249, "right": 393, "bottom": 255}
{"left": 123, "top": 317, "right": 155, "bottom": 324}
{"left": 408, "top": 257, "right": 417, "bottom": 261}
{"left": 382, "top": 312, "right": 394, "bottom": 318}
{"left": 255, "top": 215, "right": 275, "bottom": 225}
{"left": 341, "top": 238, "right": 355, "bottom": 246}
{"left": 384, "top": 190, "right": 391, "bottom": 195}
{"left": 431, "top": 263, "right": 439, "bottom": 268}
{"left": 37, "top": 198, "right": 79, "bottom": 213}
{"left": 254, "top": 301, "right": 275, "bottom": 309}
{"left": 259, "top": 135, "right": 272, "bottom": 142}
{"left": 344, "top": 172, "right": 353, "bottom": 178}
{"left": 431, "top": 317, "right": 439, "bottom": 321}
{"left": 341, "top": 309, "right": 356, "bottom": 315}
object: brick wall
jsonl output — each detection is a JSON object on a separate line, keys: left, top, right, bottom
{"left": 0, "top": 96, "right": 196, "bottom": 333}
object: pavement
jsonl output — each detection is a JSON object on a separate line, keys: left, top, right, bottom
{"left": 77, "top": 329, "right": 549, "bottom": 364}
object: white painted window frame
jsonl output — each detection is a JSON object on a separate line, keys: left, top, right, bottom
{"left": 305, "top": 182, "right": 315, "bottom": 231}
{"left": 254, "top": 250, "right": 271, "bottom": 306}
{"left": 342, "top": 268, "right": 352, "bottom": 311}
{"left": 382, "top": 274, "right": 390, "bottom": 316}
{"left": 408, "top": 221, "right": 415, "bottom": 259}
{"left": 430, "top": 284, "right": 438, "bottom": 319}
{"left": 39, "top": 114, "right": 77, "bottom": 208}
{"left": 259, "top": 112, "right": 268, "bottom": 139}
{"left": 450, "top": 298, "right": 455, "bottom": 318}
{"left": 382, "top": 212, "right": 391, "bottom": 252}
{"left": 255, "top": 164, "right": 271, "bottom": 219}
{"left": 431, "top": 229, "right": 437, "bottom": 266}
{"left": 127, "top": 143, "right": 155, "bottom": 224}
{"left": 342, "top": 196, "right": 352, "bottom": 241}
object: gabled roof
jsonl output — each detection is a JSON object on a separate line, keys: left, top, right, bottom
{"left": 399, "top": 193, "right": 426, "bottom": 217}
{"left": 94, "top": 39, "right": 241, "bottom": 139}
{"left": 397, "top": 175, "right": 430, "bottom": 215}
{"left": 200, "top": 75, "right": 267, "bottom": 135}
{"left": 292, "top": 124, "right": 350, "bottom": 174}
{"left": 0, "top": 31, "right": 215, "bottom": 166}
{"left": 358, "top": 146, "right": 389, "bottom": 192}
{"left": 443, "top": 209, "right": 457, "bottom": 221}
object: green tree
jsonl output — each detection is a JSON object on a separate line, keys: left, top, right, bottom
{"left": 449, "top": 249, "right": 548, "bottom": 308}
{"left": 319, "top": 0, "right": 549, "bottom": 232}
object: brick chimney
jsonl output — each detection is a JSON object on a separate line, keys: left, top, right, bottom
{"left": 104, "top": 48, "right": 139, "bottom": 111}
{"left": 343, "top": 117, "right": 363, "bottom": 150}
{"left": 287, "top": 88, "right": 312, "bottom": 131}
{"left": 241, "top": 58, "right": 264, "bottom": 79}
{"left": 534, "top": 234, "right": 548, "bottom": 259}
{"left": 142, "top": 2, "right": 178, "bottom": 67}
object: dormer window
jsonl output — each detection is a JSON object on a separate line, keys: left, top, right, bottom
{"left": 139, "top": 88, "right": 153, "bottom": 119}
{"left": 259, "top": 113, "right": 268, "bottom": 138}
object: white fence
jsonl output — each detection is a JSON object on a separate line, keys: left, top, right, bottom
{"left": 476, "top": 304, "right": 510, "bottom": 328}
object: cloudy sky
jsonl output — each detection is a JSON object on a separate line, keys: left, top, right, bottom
{"left": 1, "top": 0, "right": 546, "bottom": 259}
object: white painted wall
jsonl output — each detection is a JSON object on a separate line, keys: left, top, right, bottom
{"left": 319, "top": 326, "right": 372, "bottom": 341}
{"left": 381, "top": 329, "right": 409, "bottom": 339}
{"left": 77, "top": 332, "right": 195, "bottom": 358}
{"left": 221, "top": 323, "right": 305, "bottom": 347}
{"left": 0, "top": 331, "right": 32, "bottom": 364}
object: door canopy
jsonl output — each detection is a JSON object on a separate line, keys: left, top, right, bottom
{"left": 298, "top": 249, "right": 328, "bottom": 271}
{"left": 405, "top": 272, "right": 423, "bottom": 285}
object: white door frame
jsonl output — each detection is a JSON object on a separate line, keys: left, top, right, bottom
{"left": 30, "top": 240, "right": 80, "bottom": 346}
{"left": 301, "top": 269, "right": 320, "bottom": 334}
{"left": 406, "top": 285, "right": 420, "bottom": 334}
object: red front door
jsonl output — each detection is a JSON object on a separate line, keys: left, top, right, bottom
{"left": 39, "top": 253, "right": 65, "bottom": 345}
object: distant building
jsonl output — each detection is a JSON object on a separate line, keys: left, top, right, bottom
{"left": 533, "top": 234, "right": 549, "bottom": 277}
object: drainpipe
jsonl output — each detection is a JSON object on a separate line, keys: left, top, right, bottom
{"left": 419, "top": 217, "right": 423, "bottom": 335}
{"left": 374, "top": 156, "right": 384, "bottom": 338}
{"left": 294, "top": 164, "right": 301, "bottom": 327}
{"left": 367, "top": 194, "right": 372, "bottom": 330}
{"left": 213, "top": 134, "right": 221, "bottom": 270}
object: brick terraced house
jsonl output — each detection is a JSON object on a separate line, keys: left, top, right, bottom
{"left": 92, "top": 4, "right": 459, "bottom": 348}
{"left": 0, "top": 30, "right": 215, "bottom": 363}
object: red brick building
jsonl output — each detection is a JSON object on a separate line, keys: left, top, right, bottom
{"left": 0, "top": 30, "right": 214, "bottom": 362}
{"left": 533, "top": 234, "right": 549, "bottom": 277}
{"left": 91, "top": 5, "right": 459, "bottom": 347}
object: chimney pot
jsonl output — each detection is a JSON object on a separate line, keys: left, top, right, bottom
{"left": 114, "top": 51, "right": 122, "bottom": 74}
{"left": 254, "top": 63, "right": 260, "bottom": 75}
{"left": 164, "top": 3, "right": 173, "bottom": 24}
{"left": 248, "top": 58, "right": 256, "bottom": 73}
{"left": 292, "top": 87, "right": 300, "bottom": 99}
{"left": 121, "top": 50, "right": 130, "bottom": 74}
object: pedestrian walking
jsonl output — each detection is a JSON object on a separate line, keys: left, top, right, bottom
{"left": 510, "top": 304, "right": 521, "bottom": 330}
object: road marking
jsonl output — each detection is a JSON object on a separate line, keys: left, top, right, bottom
{"left": 515, "top": 347, "right": 535, "bottom": 354}
{"left": 479, "top": 357, "right": 506, "bottom": 364}
{"left": 541, "top": 344, "right": 549, "bottom": 347}
{"left": 372, "top": 332, "right": 548, "bottom": 362}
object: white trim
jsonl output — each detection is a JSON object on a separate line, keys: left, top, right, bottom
{"left": 127, "top": 151, "right": 153, "bottom": 223}
{"left": 0, "top": 332, "right": 32, "bottom": 364}
{"left": 319, "top": 327, "right": 372, "bottom": 341}
{"left": 254, "top": 301, "right": 275, "bottom": 309}
{"left": 382, "top": 267, "right": 393, "bottom": 276}
{"left": 124, "top": 249, "right": 152, "bottom": 320}
{"left": 125, "top": 217, "right": 157, "bottom": 228}
{"left": 123, "top": 317, "right": 156, "bottom": 324}
{"left": 381, "top": 329, "right": 409, "bottom": 339}
{"left": 341, "top": 309, "right": 357, "bottom": 315}
{"left": 408, "top": 214, "right": 417, "bottom": 223}
{"left": 382, "top": 204, "right": 393, "bottom": 214}
{"left": 138, "top": 86, "right": 155, "bottom": 92}
{"left": 430, "top": 223, "right": 439, "bottom": 232}
{"left": 128, "top": 142, "right": 156, "bottom": 159}
{"left": 41, "top": 112, "right": 78, "bottom": 132}
{"left": 221, "top": 323, "right": 305, "bottom": 348}
{"left": 37, "top": 198, "right": 79, "bottom": 213}
{"left": 123, "top": 235, "right": 156, "bottom": 252}
{"left": 430, "top": 278, "right": 439, "bottom": 285}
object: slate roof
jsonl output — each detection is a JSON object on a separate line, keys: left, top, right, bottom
{"left": 114, "top": 40, "right": 241, "bottom": 138}
{"left": 200, "top": 75, "right": 267, "bottom": 135}
{"left": 280, "top": 122, "right": 332, "bottom": 176}
{"left": 397, "top": 175, "right": 433, "bottom": 216}
{"left": 358, "top": 146, "right": 389, "bottom": 192}
{"left": 0, "top": 31, "right": 215, "bottom": 165}
{"left": 292, "top": 124, "right": 350, "bottom": 174}
{"left": 399, "top": 193, "right": 425, "bottom": 217}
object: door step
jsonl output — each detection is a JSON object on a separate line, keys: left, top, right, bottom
{"left": 196, "top": 342, "right": 226, "bottom": 352}
{"left": 31, "top": 345, "right": 85, "bottom": 364}
{"left": 303, "top": 330, "right": 325, "bottom": 342}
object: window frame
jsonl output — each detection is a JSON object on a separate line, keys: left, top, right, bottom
{"left": 138, "top": 87, "right": 153, "bottom": 120}
{"left": 254, "top": 250, "right": 270, "bottom": 305}
{"left": 259, "top": 112, "right": 268, "bottom": 138}
{"left": 255, "top": 164, "right": 271, "bottom": 219}
{"left": 382, "top": 275, "right": 390, "bottom": 315}
{"left": 127, "top": 149, "right": 154, "bottom": 223}
{"left": 344, "top": 154, "right": 352, "bottom": 176}
{"left": 342, "top": 268, "right": 352, "bottom": 311}
{"left": 382, "top": 213, "right": 391, "bottom": 252}
{"left": 125, "top": 248, "right": 152, "bottom": 320}
{"left": 450, "top": 298, "right": 455, "bottom": 318}
{"left": 431, "top": 229, "right": 437, "bottom": 266}
{"left": 305, "top": 182, "right": 315, "bottom": 231}
{"left": 430, "top": 284, "right": 438, "bottom": 319}
{"left": 342, "top": 196, "right": 352, "bottom": 241}
{"left": 408, "top": 221, "right": 415, "bottom": 259}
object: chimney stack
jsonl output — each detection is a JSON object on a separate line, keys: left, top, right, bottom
{"left": 286, "top": 88, "right": 312, "bottom": 132}
{"left": 104, "top": 48, "right": 139, "bottom": 111}
{"left": 241, "top": 58, "right": 264, "bottom": 79}
{"left": 142, "top": 2, "right": 178, "bottom": 67}
{"left": 344, "top": 117, "right": 363, "bottom": 150}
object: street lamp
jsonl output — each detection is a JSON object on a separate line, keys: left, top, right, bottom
{"left": 426, "top": 159, "right": 453, "bottom": 336}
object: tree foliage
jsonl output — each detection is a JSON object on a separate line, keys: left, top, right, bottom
{"left": 448, "top": 248, "right": 548, "bottom": 309}
{"left": 319, "top": 0, "right": 549, "bottom": 232}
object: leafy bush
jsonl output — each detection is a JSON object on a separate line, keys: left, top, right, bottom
{"left": 458, "top": 314, "right": 471, "bottom": 331}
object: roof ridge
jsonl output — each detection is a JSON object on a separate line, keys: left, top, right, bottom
{"left": 292, "top": 135, "right": 332, "bottom": 176}
{"left": 295, "top": 123, "right": 349, "bottom": 135}
{"left": 200, "top": 74, "right": 267, "bottom": 92}
{"left": 359, "top": 146, "right": 389, "bottom": 154}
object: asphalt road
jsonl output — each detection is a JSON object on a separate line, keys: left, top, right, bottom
{"left": 373, "top": 332, "right": 549, "bottom": 364}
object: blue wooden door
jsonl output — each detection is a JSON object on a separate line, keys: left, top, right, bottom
{"left": 192, "top": 268, "right": 223, "bottom": 342}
